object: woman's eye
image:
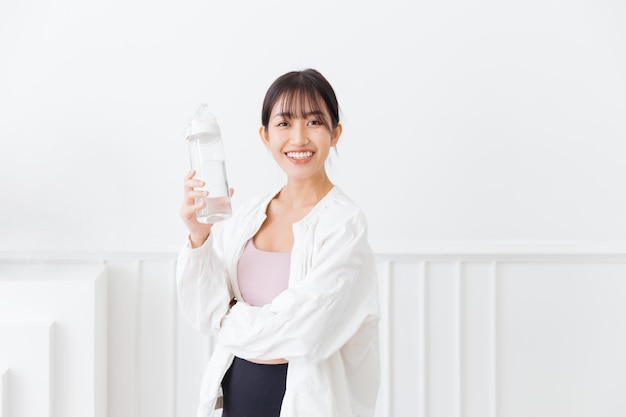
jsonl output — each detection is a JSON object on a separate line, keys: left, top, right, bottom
{"left": 277, "top": 121, "right": 288, "bottom": 127}
{"left": 308, "top": 120, "right": 321, "bottom": 126}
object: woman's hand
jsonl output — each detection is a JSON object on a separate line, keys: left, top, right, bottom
{"left": 180, "top": 170, "right": 213, "bottom": 248}
{"left": 180, "top": 170, "right": 234, "bottom": 248}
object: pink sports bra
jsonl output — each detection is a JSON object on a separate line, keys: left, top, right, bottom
{"left": 237, "top": 239, "right": 291, "bottom": 307}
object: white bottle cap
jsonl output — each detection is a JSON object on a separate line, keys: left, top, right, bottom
{"left": 185, "top": 103, "right": 221, "bottom": 139}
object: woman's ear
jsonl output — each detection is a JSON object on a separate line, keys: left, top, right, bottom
{"left": 259, "top": 126, "right": 270, "bottom": 149}
{"left": 331, "top": 123, "right": 342, "bottom": 147}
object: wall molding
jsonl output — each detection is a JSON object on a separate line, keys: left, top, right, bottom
{"left": 370, "top": 240, "right": 626, "bottom": 256}
{"left": 2, "top": 249, "right": 626, "bottom": 417}
{"left": 2, "top": 239, "right": 626, "bottom": 263}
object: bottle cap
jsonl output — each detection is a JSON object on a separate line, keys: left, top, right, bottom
{"left": 185, "top": 103, "right": 221, "bottom": 139}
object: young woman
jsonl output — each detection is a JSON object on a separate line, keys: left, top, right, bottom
{"left": 177, "top": 69, "right": 380, "bottom": 417}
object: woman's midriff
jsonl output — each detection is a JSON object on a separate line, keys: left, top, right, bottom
{"left": 246, "top": 358, "right": 289, "bottom": 365}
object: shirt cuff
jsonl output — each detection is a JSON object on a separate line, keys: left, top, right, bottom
{"left": 181, "top": 233, "right": 214, "bottom": 259}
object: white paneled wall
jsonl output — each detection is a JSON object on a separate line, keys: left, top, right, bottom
{"left": 0, "top": 321, "right": 53, "bottom": 417}
{"left": 0, "top": 263, "right": 107, "bottom": 417}
{"left": 1, "top": 252, "right": 626, "bottom": 417}
{"left": 377, "top": 254, "right": 626, "bottom": 417}
{"left": 104, "top": 256, "right": 210, "bottom": 417}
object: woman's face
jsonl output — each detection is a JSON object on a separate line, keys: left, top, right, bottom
{"left": 259, "top": 94, "right": 341, "bottom": 182}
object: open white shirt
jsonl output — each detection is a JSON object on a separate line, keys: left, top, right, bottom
{"left": 176, "top": 186, "right": 380, "bottom": 417}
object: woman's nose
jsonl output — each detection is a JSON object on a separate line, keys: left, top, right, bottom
{"left": 289, "top": 123, "right": 309, "bottom": 145}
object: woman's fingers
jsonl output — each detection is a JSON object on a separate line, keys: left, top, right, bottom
{"left": 184, "top": 177, "right": 204, "bottom": 191}
{"left": 180, "top": 197, "right": 207, "bottom": 221}
{"left": 179, "top": 171, "right": 213, "bottom": 247}
{"left": 183, "top": 171, "right": 208, "bottom": 205}
{"left": 182, "top": 173, "right": 234, "bottom": 221}
{"left": 183, "top": 170, "right": 196, "bottom": 189}
{"left": 186, "top": 189, "right": 208, "bottom": 200}
{"left": 182, "top": 194, "right": 207, "bottom": 217}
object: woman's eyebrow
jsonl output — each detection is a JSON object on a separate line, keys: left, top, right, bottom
{"left": 272, "top": 110, "right": 326, "bottom": 120}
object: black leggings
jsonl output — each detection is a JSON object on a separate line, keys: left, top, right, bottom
{"left": 221, "top": 357, "right": 288, "bottom": 417}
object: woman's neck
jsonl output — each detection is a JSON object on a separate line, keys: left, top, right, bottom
{"left": 278, "top": 176, "right": 334, "bottom": 210}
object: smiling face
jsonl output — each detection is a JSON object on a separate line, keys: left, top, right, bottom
{"left": 260, "top": 93, "right": 342, "bottom": 182}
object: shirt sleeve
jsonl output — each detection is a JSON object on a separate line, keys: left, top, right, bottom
{"left": 216, "top": 211, "right": 379, "bottom": 362}
{"left": 176, "top": 233, "right": 234, "bottom": 336}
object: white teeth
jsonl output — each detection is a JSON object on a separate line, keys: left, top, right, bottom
{"left": 286, "top": 151, "right": 313, "bottom": 159}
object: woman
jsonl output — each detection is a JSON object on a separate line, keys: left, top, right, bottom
{"left": 177, "top": 68, "right": 380, "bottom": 417}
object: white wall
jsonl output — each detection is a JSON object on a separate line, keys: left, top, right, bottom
{"left": 1, "top": 0, "right": 625, "bottom": 254}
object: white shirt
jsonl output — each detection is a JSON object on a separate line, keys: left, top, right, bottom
{"left": 176, "top": 186, "right": 380, "bottom": 417}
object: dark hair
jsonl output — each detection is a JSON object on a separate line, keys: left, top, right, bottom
{"left": 261, "top": 68, "right": 340, "bottom": 131}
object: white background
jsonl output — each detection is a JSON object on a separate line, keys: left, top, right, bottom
{"left": 2, "top": 2, "right": 626, "bottom": 416}
{"left": 1, "top": 0, "right": 625, "bottom": 254}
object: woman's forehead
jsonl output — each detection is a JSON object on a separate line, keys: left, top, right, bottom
{"left": 271, "top": 91, "right": 328, "bottom": 118}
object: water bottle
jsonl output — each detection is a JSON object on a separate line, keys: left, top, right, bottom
{"left": 185, "top": 104, "right": 232, "bottom": 224}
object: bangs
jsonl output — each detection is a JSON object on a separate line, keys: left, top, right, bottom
{"left": 274, "top": 88, "right": 331, "bottom": 130}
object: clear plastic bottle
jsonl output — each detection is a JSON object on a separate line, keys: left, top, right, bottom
{"left": 185, "top": 104, "right": 232, "bottom": 223}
